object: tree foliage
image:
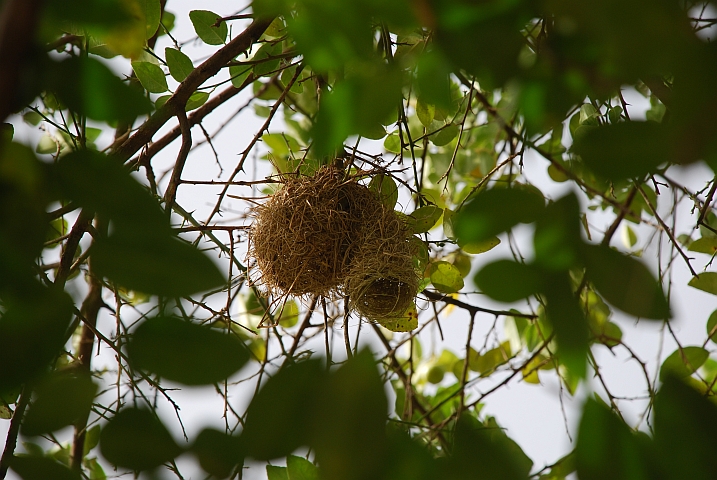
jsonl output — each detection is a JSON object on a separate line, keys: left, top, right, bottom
{"left": 1, "top": 0, "right": 717, "bottom": 479}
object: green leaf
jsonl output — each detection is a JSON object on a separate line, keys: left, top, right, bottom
{"left": 99, "top": 408, "right": 182, "bottom": 471}
{"left": 654, "top": 376, "right": 717, "bottom": 480}
{"left": 165, "top": 48, "right": 194, "bottom": 82}
{"left": 572, "top": 122, "right": 670, "bottom": 181}
{"left": 543, "top": 272, "right": 588, "bottom": 379}
{"left": 576, "top": 399, "right": 650, "bottom": 480}
{"left": 139, "top": 0, "right": 161, "bottom": 38}
{"left": 659, "top": 346, "right": 709, "bottom": 381}
{"left": 189, "top": 10, "right": 228, "bottom": 45}
{"left": 49, "top": 56, "right": 152, "bottom": 122}
{"left": 0, "top": 284, "right": 74, "bottom": 393}
{"left": 22, "top": 371, "right": 97, "bottom": 436}
{"left": 416, "top": 100, "right": 436, "bottom": 127}
{"left": 229, "top": 65, "right": 252, "bottom": 88}
{"left": 427, "top": 261, "right": 464, "bottom": 293}
{"left": 53, "top": 150, "right": 166, "bottom": 229}
{"left": 581, "top": 244, "right": 670, "bottom": 319}
{"left": 707, "top": 309, "right": 717, "bottom": 344}
{"left": 416, "top": 50, "right": 453, "bottom": 109}
{"left": 455, "top": 186, "right": 545, "bottom": 243}
{"left": 534, "top": 193, "right": 582, "bottom": 270}
{"left": 185, "top": 91, "right": 209, "bottom": 111}
{"left": 287, "top": 455, "right": 320, "bottom": 480}
{"left": 93, "top": 232, "right": 225, "bottom": 297}
{"left": 191, "top": 428, "right": 243, "bottom": 478}
{"left": 384, "top": 132, "right": 401, "bottom": 153}
{"left": 127, "top": 316, "right": 249, "bottom": 385}
{"left": 252, "top": 42, "right": 282, "bottom": 77}
{"left": 687, "top": 237, "right": 717, "bottom": 255}
{"left": 267, "top": 466, "right": 290, "bottom": 480}
{"left": 458, "top": 236, "right": 501, "bottom": 254}
{"left": 10, "top": 456, "right": 80, "bottom": 480}
{"left": 313, "top": 350, "right": 388, "bottom": 480}
{"left": 449, "top": 415, "right": 532, "bottom": 480}
{"left": 131, "top": 61, "right": 168, "bottom": 93}
{"left": 429, "top": 124, "right": 459, "bottom": 146}
{"left": 408, "top": 205, "right": 443, "bottom": 233}
{"left": 243, "top": 360, "right": 326, "bottom": 460}
{"left": 474, "top": 260, "right": 543, "bottom": 302}
{"left": 688, "top": 272, "right": 717, "bottom": 295}
{"left": 368, "top": 173, "right": 398, "bottom": 210}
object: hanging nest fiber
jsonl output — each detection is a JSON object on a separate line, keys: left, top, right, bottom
{"left": 248, "top": 165, "right": 377, "bottom": 297}
{"left": 343, "top": 202, "right": 420, "bottom": 321}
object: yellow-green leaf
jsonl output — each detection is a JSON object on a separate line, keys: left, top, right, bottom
{"left": 427, "top": 261, "right": 464, "bottom": 293}
{"left": 408, "top": 205, "right": 442, "bottom": 233}
{"left": 376, "top": 303, "right": 418, "bottom": 332}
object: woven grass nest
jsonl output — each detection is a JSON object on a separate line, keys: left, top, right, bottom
{"left": 248, "top": 165, "right": 419, "bottom": 323}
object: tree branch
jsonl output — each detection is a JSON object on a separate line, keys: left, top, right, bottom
{"left": 113, "top": 18, "right": 273, "bottom": 163}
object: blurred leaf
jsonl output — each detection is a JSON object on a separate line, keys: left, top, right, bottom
{"left": 267, "top": 466, "right": 289, "bottom": 480}
{"left": 128, "top": 316, "right": 249, "bottom": 385}
{"left": 132, "top": 61, "right": 168, "bottom": 93}
{"left": 576, "top": 399, "right": 650, "bottom": 480}
{"left": 313, "top": 65, "right": 403, "bottom": 155}
{"left": 278, "top": 300, "right": 300, "bottom": 328}
{"left": 10, "top": 456, "right": 79, "bottom": 480}
{"left": 369, "top": 173, "right": 398, "bottom": 210}
{"left": 416, "top": 50, "right": 453, "bottom": 109}
{"left": 191, "top": 428, "right": 243, "bottom": 478}
{"left": 377, "top": 303, "right": 418, "bottom": 332}
{"left": 287, "top": 455, "right": 319, "bottom": 480}
{"left": 474, "top": 260, "right": 543, "bottom": 302}
{"left": 313, "top": 350, "right": 388, "bottom": 480}
{"left": 53, "top": 150, "right": 165, "bottom": 228}
{"left": 427, "top": 261, "right": 464, "bottom": 294}
{"left": 688, "top": 237, "right": 717, "bottom": 255}
{"left": 456, "top": 187, "right": 544, "bottom": 243}
{"left": 408, "top": 205, "right": 442, "bottom": 233}
{"left": 22, "top": 371, "right": 97, "bottom": 436}
{"left": 430, "top": 124, "right": 459, "bottom": 146}
{"left": 165, "top": 48, "right": 194, "bottom": 82}
{"left": 659, "top": 346, "right": 709, "bottom": 381}
{"left": 50, "top": 56, "right": 152, "bottom": 121}
{"left": 474, "top": 342, "right": 511, "bottom": 376}
{"left": 688, "top": 272, "right": 717, "bottom": 295}
{"left": 93, "top": 232, "right": 225, "bottom": 297}
{"left": 534, "top": 193, "right": 582, "bottom": 271}
{"left": 100, "top": 408, "right": 182, "bottom": 471}
{"left": 0, "top": 284, "right": 74, "bottom": 393}
{"left": 448, "top": 415, "right": 532, "bottom": 480}
{"left": 139, "top": 0, "right": 161, "bottom": 38}
{"left": 573, "top": 122, "right": 669, "bottom": 181}
{"left": 243, "top": 359, "right": 326, "bottom": 460}
{"left": 543, "top": 272, "right": 588, "bottom": 379}
{"left": 190, "top": 10, "right": 228, "bottom": 45}
{"left": 622, "top": 224, "right": 638, "bottom": 249}
{"left": 581, "top": 244, "right": 669, "bottom": 319}
{"left": 654, "top": 376, "right": 717, "bottom": 480}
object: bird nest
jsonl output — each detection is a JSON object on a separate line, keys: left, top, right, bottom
{"left": 248, "top": 165, "right": 419, "bottom": 322}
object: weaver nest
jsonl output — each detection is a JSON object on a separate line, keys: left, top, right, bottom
{"left": 248, "top": 165, "right": 419, "bottom": 322}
